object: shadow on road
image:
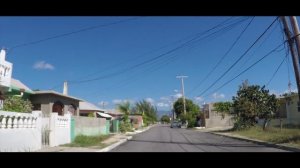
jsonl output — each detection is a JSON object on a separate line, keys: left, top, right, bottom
{"left": 127, "top": 139, "right": 262, "bottom": 148}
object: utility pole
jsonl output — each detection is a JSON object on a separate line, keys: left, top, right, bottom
{"left": 176, "top": 75, "right": 188, "bottom": 115}
{"left": 280, "top": 16, "right": 300, "bottom": 101}
{"left": 289, "top": 16, "right": 300, "bottom": 63}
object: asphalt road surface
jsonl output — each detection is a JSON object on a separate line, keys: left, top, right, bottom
{"left": 110, "top": 124, "right": 288, "bottom": 152}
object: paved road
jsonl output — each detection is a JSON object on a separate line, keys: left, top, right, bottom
{"left": 111, "top": 124, "right": 288, "bottom": 152}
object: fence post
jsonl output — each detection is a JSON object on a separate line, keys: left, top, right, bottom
{"left": 70, "top": 117, "right": 75, "bottom": 142}
{"left": 49, "top": 113, "right": 58, "bottom": 147}
{"left": 64, "top": 114, "right": 71, "bottom": 143}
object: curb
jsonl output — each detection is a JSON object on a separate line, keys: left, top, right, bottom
{"left": 210, "top": 132, "right": 300, "bottom": 152}
{"left": 96, "top": 136, "right": 132, "bottom": 152}
{"left": 96, "top": 124, "right": 155, "bottom": 152}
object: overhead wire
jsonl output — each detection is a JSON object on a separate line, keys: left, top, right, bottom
{"left": 197, "top": 17, "right": 279, "bottom": 97}
{"left": 54, "top": 17, "right": 250, "bottom": 88}
{"left": 187, "top": 16, "right": 255, "bottom": 95}
{"left": 203, "top": 41, "right": 286, "bottom": 97}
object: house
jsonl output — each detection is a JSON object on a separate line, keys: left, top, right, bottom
{"left": 6, "top": 78, "right": 33, "bottom": 99}
{"left": 0, "top": 49, "right": 35, "bottom": 108}
{"left": 129, "top": 115, "right": 143, "bottom": 129}
{"left": 0, "top": 49, "right": 13, "bottom": 108}
{"left": 202, "top": 103, "right": 233, "bottom": 128}
{"left": 79, "top": 101, "right": 106, "bottom": 117}
{"left": 30, "top": 82, "right": 82, "bottom": 116}
{"left": 281, "top": 93, "right": 300, "bottom": 125}
{"left": 105, "top": 109, "right": 124, "bottom": 120}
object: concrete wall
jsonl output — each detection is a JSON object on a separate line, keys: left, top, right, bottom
{"left": 0, "top": 111, "right": 42, "bottom": 152}
{"left": 49, "top": 113, "right": 71, "bottom": 147}
{"left": 284, "top": 96, "right": 300, "bottom": 125}
{"left": 257, "top": 118, "right": 288, "bottom": 127}
{"left": 203, "top": 103, "right": 234, "bottom": 128}
{"left": 73, "top": 116, "right": 106, "bottom": 137}
{"left": 205, "top": 115, "right": 234, "bottom": 128}
{"left": 30, "top": 94, "right": 80, "bottom": 116}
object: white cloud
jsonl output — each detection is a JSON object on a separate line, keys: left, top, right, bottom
{"left": 112, "top": 99, "right": 135, "bottom": 105}
{"left": 212, "top": 93, "right": 225, "bottom": 99}
{"left": 112, "top": 99, "right": 122, "bottom": 104}
{"left": 173, "top": 93, "right": 182, "bottom": 99}
{"left": 174, "top": 89, "right": 178, "bottom": 93}
{"left": 283, "top": 88, "right": 298, "bottom": 94}
{"left": 33, "top": 61, "right": 54, "bottom": 70}
{"left": 160, "top": 97, "right": 170, "bottom": 101}
{"left": 194, "top": 96, "right": 204, "bottom": 102}
{"left": 98, "top": 101, "right": 109, "bottom": 107}
{"left": 157, "top": 102, "right": 169, "bottom": 107}
{"left": 145, "top": 98, "right": 155, "bottom": 104}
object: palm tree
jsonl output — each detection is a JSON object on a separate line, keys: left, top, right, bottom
{"left": 117, "top": 101, "right": 131, "bottom": 115}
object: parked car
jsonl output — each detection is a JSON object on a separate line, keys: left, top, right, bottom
{"left": 170, "top": 121, "right": 181, "bottom": 128}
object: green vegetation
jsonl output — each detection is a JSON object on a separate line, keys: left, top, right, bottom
{"left": 119, "top": 121, "right": 133, "bottom": 133}
{"left": 232, "top": 81, "right": 278, "bottom": 130}
{"left": 160, "top": 115, "right": 170, "bottom": 123}
{"left": 117, "top": 100, "right": 158, "bottom": 130}
{"left": 213, "top": 101, "right": 233, "bottom": 119}
{"left": 87, "top": 113, "right": 95, "bottom": 117}
{"left": 63, "top": 135, "right": 111, "bottom": 147}
{"left": 2, "top": 96, "right": 32, "bottom": 112}
{"left": 232, "top": 126, "right": 300, "bottom": 148}
{"left": 173, "top": 98, "right": 201, "bottom": 128}
{"left": 134, "top": 100, "right": 158, "bottom": 125}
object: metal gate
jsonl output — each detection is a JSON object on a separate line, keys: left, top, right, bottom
{"left": 41, "top": 116, "right": 50, "bottom": 148}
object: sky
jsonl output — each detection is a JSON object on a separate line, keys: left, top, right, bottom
{"left": 0, "top": 16, "right": 297, "bottom": 113}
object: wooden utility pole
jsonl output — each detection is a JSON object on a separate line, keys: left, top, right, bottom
{"left": 176, "top": 75, "right": 188, "bottom": 115}
{"left": 289, "top": 16, "right": 300, "bottom": 62}
{"left": 280, "top": 16, "right": 300, "bottom": 101}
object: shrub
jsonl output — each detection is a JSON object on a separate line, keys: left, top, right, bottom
{"left": 2, "top": 96, "right": 32, "bottom": 112}
{"left": 119, "top": 121, "right": 132, "bottom": 133}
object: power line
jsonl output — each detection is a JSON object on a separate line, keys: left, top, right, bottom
{"left": 197, "top": 17, "right": 279, "bottom": 97}
{"left": 266, "top": 51, "right": 289, "bottom": 86}
{"left": 231, "top": 20, "right": 280, "bottom": 77}
{"left": 64, "top": 17, "right": 250, "bottom": 85}
{"left": 67, "top": 16, "right": 238, "bottom": 82}
{"left": 49, "top": 17, "right": 238, "bottom": 89}
{"left": 8, "top": 17, "right": 141, "bottom": 53}
{"left": 53, "top": 17, "right": 249, "bottom": 92}
{"left": 187, "top": 17, "right": 255, "bottom": 95}
{"left": 203, "top": 42, "right": 286, "bottom": 97}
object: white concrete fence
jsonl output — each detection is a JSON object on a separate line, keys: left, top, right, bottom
{"left": 0, "top": 110, "right": 42, "bottom": 152}
{"left": 0, "top": 111, "right": 71, "bottom": 151}
{"left": 49, "top": 113, "right": 71, "bottom": 147}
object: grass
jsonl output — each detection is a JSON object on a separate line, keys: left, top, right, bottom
{"left": 231, "top": 126, "right": 300, "bottom": 148}
{"left": 63, "top": 134, "right": 112, "bottom": 148}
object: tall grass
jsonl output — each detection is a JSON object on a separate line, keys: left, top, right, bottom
{"left": 64, "top": 135, "right": 111, "bottom": 147}
{"left": 234, "top": 126, "right": 300, "bottom": 146}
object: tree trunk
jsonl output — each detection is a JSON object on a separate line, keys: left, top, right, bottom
{"left": 263, "top": 119, "right": 269, "bottom": 131}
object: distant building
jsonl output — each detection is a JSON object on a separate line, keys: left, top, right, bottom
{"left": 202, "top": 103, "right": 233, "bottom": 128}
{"left": 30, "top": 82, "right": 82, "bottom": 116}
{"left": 79, "top": 101, "right": 106, "bottom": 117}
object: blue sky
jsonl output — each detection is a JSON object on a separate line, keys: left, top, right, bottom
{"left": 0, "top": 16, "right": 296, "bottom": 112}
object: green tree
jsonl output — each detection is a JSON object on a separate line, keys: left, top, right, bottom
{"left": 2, "top": 96, "right": 33, "bottom": 113}
{"left": 173, "top": 98, "right": 200, "bottom": 128}
{"left": 232, "top": 82, "right": 278, "bottom": 130}
{"left": 213, "top": 101, "right": 233, "bottom": 119}
{"left": 117, "top": 101, "right": 131, "bottom": 116}
{"left": 117, "top": 101, "right": 131, "bottom": 131}
{"left": 160, "top": 115, "right": 170, "bottom": 124}
{"left": 173, "top": 98, "right": 200, "bottom": 117}
{"left": 134, "top": 100, "right": 158, "bottom": 125}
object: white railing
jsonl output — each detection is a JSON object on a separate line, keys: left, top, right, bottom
{"left": 0, "top": 111, "right": 42, "bottom": 152}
